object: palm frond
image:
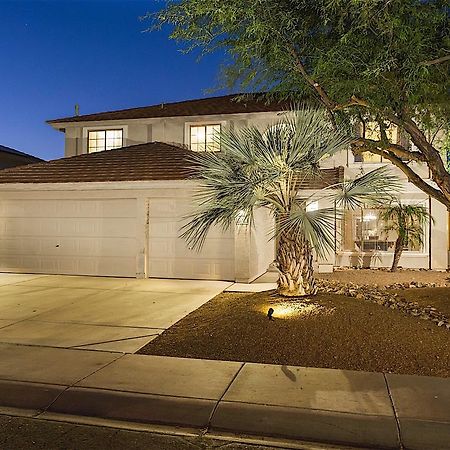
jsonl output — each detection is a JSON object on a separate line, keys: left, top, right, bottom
{"left": 333, "top": 166, "right": 402, "bottom": 209}
{"left": 276, "top": 207, "right": 338, "bottom": 259}
{"left": 181, "top": 106, "right": 355, "bottom": 250}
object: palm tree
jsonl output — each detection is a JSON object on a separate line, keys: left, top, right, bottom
{"left": 181, "top": 107, "right": 399, "bottom": 297}
{"left": 380, "top": 202, "right": 431, "bottom": 272}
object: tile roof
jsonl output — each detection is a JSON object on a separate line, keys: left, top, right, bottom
{"left": 0, "top": 141, "right": 344, "bottom": 187}
{"left": 0, "top": 144, "right": 43, "bottom": 169}
{"left": 0, "top": 142, "right": 193, "bottom": 184}
{"left": 47, "top": 93, "right": 290, "bottom": 124}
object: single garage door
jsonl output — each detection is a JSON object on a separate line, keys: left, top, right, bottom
{"left": 148, "top": 198, "right": 235, "bottom": 280}
{"left": 0, "top": 198, "right": 138, "bottom": 277}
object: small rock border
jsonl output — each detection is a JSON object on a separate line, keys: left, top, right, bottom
{"left": 316, "top": 279, "right": 450, "bottom": 330}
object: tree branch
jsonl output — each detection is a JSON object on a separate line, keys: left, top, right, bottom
{"left": 287, "top": 45, "right": 337, "bottom": 110}
{"left": 352, "top": 137, "right": 427, "bottom": 163}
{"left": 351, "top": 144, "right": 450, "bottom": 208}
{"left": 332, "top": 95, "right": 369, "bottom": 110}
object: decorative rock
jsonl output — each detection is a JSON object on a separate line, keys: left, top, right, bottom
{"left": 316, "top": 278, "right": 449, "bottom": 331}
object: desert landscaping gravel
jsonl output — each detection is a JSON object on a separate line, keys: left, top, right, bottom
{"left": 138, "top": 287, "right": 450, "bottom": 377}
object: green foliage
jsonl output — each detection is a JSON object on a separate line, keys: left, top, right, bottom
{"left": 440, "top": 131, "right": 450, "bottom": 171}
{"left": 380, "top": 202, "right": 431, "bottom": 248}
{"left": 180, "top": 108, "right": 399, "bottom": 257}
{"left": 148, "top": 0, "right": 449, "bottom": 128}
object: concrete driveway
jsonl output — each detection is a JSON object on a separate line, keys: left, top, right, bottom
{"left": 0, "top": 273, "right": 231, "bottom": 353}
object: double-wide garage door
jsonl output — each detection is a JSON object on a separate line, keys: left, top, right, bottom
{"left": 0, "top": 197, "right": 235, "bottom": 280}
{"left": 0, "top": 198, "right": 138, "bottom": 277}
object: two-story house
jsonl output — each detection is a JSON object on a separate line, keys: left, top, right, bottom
{"left": 0, "top": 94, "right": 447, "bottom": 282}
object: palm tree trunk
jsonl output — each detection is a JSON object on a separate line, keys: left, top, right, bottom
{"left": 391, "top": 237, "right": 404, "bottom": 272}
{"left": 275, "top": 227, "right": 317, "bottom": 297}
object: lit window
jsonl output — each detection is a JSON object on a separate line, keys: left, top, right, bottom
{"left": 190, "top": 124, "right": 221, "bottom": 152}
{"left": 356, "top": 122, "right": 398, "bottom": 163}
{"left": 341, "top": 208, "right": 423, "bottom": 252}
{"left": 88, "top": 129, "right": 123, "bottom": 153}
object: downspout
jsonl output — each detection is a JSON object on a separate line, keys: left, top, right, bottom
{"left": 428, "top": 196, "right": 432, "bottom": 270}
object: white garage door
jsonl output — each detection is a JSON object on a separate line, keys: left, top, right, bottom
{"left": 0, "top": 198, "right": 138, "bottom": 277}
{"left": 148, "top": 198, "right": 235, "bottom": 280}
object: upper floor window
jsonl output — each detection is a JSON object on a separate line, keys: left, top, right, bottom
{"left": 190, "top": 124, "right": 221, "bottom": 152}
{"left": 88, "top": 129, "right": 123, "bottom": 153}
{"left": 355, "top": 122, "right": 399, "bottom": 163}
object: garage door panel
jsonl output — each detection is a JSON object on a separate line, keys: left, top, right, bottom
{"left": 0, "top": 198, "right": 138, "bottom": 277}
{"left": 148, "top": 198, "right": 199, "bottom": 218}
{"left": 0, "top": 199, "right": 138, "bottom": 219}
{"left": 150, "top": 218, "right": 233, "bottom": 240}
{"left": 149, "top": 219, "right": 179, "bottom": 238}
{"left": 148, "top": 259, "right": 234, "bottom": 280}
{"left": 2, "top": 217, "right": 137, "bottom": 238}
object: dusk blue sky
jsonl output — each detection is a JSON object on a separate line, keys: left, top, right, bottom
{"left": 1, "top": 0, "right": 226, "bottom": 160}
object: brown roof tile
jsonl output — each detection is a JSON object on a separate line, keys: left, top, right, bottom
{"left": 0, "top": 142, "right": 194, "bottom": 184}
{"left": 47, "top": 94, "right": 290, "bottom": 124}
{"left": 0, "top": 141, "right": 344, "bottom": 187}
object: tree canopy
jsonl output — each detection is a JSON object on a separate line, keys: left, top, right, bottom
{"left": 147, "top": 0, "right": 450, "bottom": 207}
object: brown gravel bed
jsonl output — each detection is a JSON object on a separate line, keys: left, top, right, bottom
{"left": 317, "top": 268, "right": 450, "bottom": 287}
{"left": 394, "top": 288, "right": 450, "bottom": 318}
{"left": 138, "top": 290, "right": 450, "bottom": 377}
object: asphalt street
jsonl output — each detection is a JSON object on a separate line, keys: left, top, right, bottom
{"left": 0, "top": 415, "right": 292, "bottom": 450}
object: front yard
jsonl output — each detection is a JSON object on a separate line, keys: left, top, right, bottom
{"left": 138, "top": 270, "right": 450, "bottom": 377}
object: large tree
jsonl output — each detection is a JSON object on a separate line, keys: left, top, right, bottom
{"left": 181, "top": 108, "right": 397, "bottom": 296}
{"left": 148, "top": 0, "right": 450, "bottom": 207}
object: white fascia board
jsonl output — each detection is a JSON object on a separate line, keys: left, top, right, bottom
{"left": 0, "top": 179, "right": 198, "bottom": 192}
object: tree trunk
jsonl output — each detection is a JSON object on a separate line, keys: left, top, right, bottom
{"left": 275, "top": 227, "right": 317, "bottom": 297}
{"left": 391, "top": 236, "right": 404, "bottom": 272}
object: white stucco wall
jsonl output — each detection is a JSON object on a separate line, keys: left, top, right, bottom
{"left": 249, "top": 207, "right": 275, "bottom": 281}
{"left": 54, "top": 111, "right": 282, "bottom": 158}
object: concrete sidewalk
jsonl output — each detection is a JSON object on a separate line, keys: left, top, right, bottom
{"left": 0, "top": 343, "right": 448, "bottom": 450}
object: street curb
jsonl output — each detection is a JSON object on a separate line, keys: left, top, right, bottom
{"left": 211, "top": 401, "right": 399, "bottom": 449}
{"left": 0, "top": 379, "right": 64, "bottom": 412}
{"left": 47, "top": 386, "right": 216, "bottom": 429}
{"left": 0, "top": 378, "right": 401, "bottom": 449}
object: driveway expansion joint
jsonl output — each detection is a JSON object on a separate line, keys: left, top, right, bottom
{"left": 33, "top": 353, "right": 125, "bottom": 420}
{"left": 202, "top": 361, "right": 246, "bottom": 436}
{"left": 383, "top": 373, "right": 404, "bottom": 450}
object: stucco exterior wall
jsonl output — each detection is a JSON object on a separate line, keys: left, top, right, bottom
{"left": 56, "top": 112, "right": 281, "bottom": 158}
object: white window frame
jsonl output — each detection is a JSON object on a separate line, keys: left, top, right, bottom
{"left": 82, "top": 125, "right": 128, "bottom": 154}
{"left": 184, "top": 121, "right": 226, "bottom": 152}
{"left": 338, "top": 200, "right": 429, "bottom": 256}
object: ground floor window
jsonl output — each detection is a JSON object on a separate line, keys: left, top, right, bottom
{"left": 341, "top": 208, "right": 424, "bottom": 253}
